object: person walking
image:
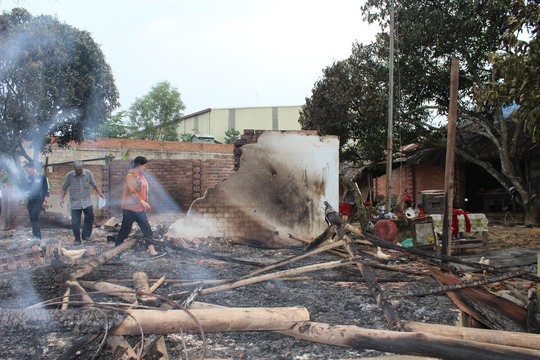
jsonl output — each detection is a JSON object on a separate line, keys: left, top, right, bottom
{"left": 113, "top": 156, "right": 159, "bottom": 256}
{"left": 23, "top": 162, "right": 49, "bottom": 241}
{"left": 60, "top": 160, "right": 104, "bottom": 245}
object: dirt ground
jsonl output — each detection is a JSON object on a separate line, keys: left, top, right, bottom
{"left": 0, "top": 217, "right": 538, "bottom": 359}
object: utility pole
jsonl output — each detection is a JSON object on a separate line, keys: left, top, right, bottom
{"left": 442, "top": 57, "right": 459, "bottom": 256}
{"left": 385, "top": 2, "right": 395, "bottom": 210}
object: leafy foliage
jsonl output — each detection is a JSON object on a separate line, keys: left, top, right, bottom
{"left": 224, "top": 128, "right": 241, "bottom": 144}
{"left": 479, "top": 0, "right": 540, "bottom": 140}
{"left": 95, "top": 110, "right": 132, "bottom": 138}
{"left": 359, "top": 0, "right": 539, "bottom": 223}
{"left": 126, "top": 80, "right": 185, "bottom": 141}
{"left": 299, "top": 38, "right": 423, "bottom": 164}
{"left": 179, "top": 132, "right": 193, "bottom": 142}
{"left": 302, "top": 0, "right": 539, "bottom": 222}
{"left": 0, "top": 8, "right": 119, "bottom": 163}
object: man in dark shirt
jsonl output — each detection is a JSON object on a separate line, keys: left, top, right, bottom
{"left": 23, "top": 162, "right": 49, "bottom": 240}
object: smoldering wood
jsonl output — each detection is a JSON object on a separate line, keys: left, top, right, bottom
{"left": 363, "top": 231, "right": 540, "bottom": 283}
{"left": 181, "top": 285, "right": 203, "bottom": 308}
{"left": 155, "top": 335, "right": 170, "bottom": 360}
{"left": 79, "top": 280, "right": 137, "bottom": 304}
{"left": 0, "top": 307, "right": 310, "bottom": 335}
{"left": 343, "top": 238, "right": 401, "bottom": 330}
{"left": 303, "top": 226, "right": 335, "bottom": 251}
{"left": 401, "top": 321, "right": 540, "bottom": 351}
{"left": 150, "top": 276, "right": 167, "bottom": 293}
{"left": 61, "top": 287, "right": 71, "bottom": 310}
{"left": 70, "top": 238, "right": 139, "bottom": 280}
{"left": 150, "top": 239, "right": 266, "bottom": 267}
{"left": 289, "top": 233, "right": 349, "bottom": 259}
{"left": 133, "top": 271, "right": 156, "bottom": 305}
{"left": 107, "top": 335, "right": 137, "bottom": 359}
{"left": 191, "top": 302, "right": 540, "bottom": 358}
{"left": 66, "top": 280, "right": 94, "bottom": 306}
{"left": 279, "top": 321, "right": 540, "bottom": 360}
{"left": 429, "top": 266, "right": 540, "bottom": 332}
{"left": 197, "top": 259, "right": 357, "bottom": 295}
{"left": 386, "top": 267, "right": 533, "bottom": 300}
{"left": 526, "top": 287, "right": 539, "bottom": 333}
{"left": 238, "top": 239, "right": 347, "bottom": 280}
{"left": 56, "top": 334, "right": 100, "bottom": 360}
{"left": 0, "top": 308, "right": 120, "bottom": 333}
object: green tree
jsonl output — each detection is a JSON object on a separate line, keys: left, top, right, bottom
{"left": 359, "top": 0, "right": 539, "bottom": 224}
{"left": 224, "top": 128, "right": 241, "bottom": 144}
{"left": 126, "top": 80, "right": 185, "bottom": 141}
{"left": 480, "top": 0, "right": 540, "bottom": 140}
{"left": 0, "top": 8, "right": 119, "bottom": 167}
{"left": 179, "top": 133, "right": 193, "bottom": 142}
{"left": 299, "top": 38, "right": 422, "bottom": 164}
{"left": 95, "top": 110, "right": 132, "bottom": 138}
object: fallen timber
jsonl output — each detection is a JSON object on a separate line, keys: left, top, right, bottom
{"left": 402, "top": 321, "right": 540, "bottom": 351}
{"left": 429, "top": 266, "right": 540, "bottom": 332}
{"left": 280, "top": 321, "right": 540, "bottom": 360}
{"left": 362, "top": 231, "right": 540, "bottom": 284}
{"left": 193, "top": 302, "right": 540, "bottom": 360}
{"left": 0, "top": 307, "right": 310, "bottom": 335}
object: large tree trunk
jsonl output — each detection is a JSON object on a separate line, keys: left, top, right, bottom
{"left": 524, "top": 201, "right": 540, "bottom": 226}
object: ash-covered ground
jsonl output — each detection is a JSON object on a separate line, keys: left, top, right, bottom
{"left": 0, "top": 222, "right": 461, "bottom": 359}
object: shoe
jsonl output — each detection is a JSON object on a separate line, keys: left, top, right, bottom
{"left": 74, "top": 239, "right": 81, "bottom": 245}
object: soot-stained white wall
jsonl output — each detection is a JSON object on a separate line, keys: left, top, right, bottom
{"left": 168, "top": 131, "right": 339, "bottom": 246}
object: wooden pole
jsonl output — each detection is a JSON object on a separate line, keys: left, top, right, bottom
{"left": 111, "top": 307, "right": 310, "bottom": 335}
{"left": 442, "top": 57, "right": 459, "bottom": 256}
{"left": 343, "top": 238, "right": 401, "bottom": 330}
{"left": 79, "top": 280, "right": 137, "bottom": 304}
{"left": 70, "top": 238, "right": 138, "bottom": 280}
{"left": 537, "top": 254, "right": 539, "bottom": 312}
{"left": 0, "top": 307, "right": 310, "bottom": 335}
{"left": 198, "top": 260, "right": 355, "bottom": 295}
{"left": 385, "top": 1, "right": 395, "bottom": 208}
{"left": 133, "top": 271, "right": 156, "bottom": 305}
{"left": 238, "top": 239, "right": 347, "bottom": 280}
{"left": 280, "top": 321, "right": 540, "bottom": 360}
{"left": 402, "top": 321, "right": 540, "bottom": 351}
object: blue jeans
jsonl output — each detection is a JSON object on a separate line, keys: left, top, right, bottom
{"left": 71, "top": 206, "right": 94, "bottom": 241}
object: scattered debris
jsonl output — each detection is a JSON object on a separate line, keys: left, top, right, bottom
{"left": 0, "top": 211, "right": 538, "bottom": 359}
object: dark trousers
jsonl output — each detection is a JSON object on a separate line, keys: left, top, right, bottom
{"left": 27, "top": 200, "right": 43, "bottom": 239}
{"left": 71, "top": 206, "right": 94, "bottom": 241}
{"left": 116, "top": 209, "right": 153, "bottom": 246}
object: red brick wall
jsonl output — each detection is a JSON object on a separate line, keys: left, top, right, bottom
{"left": 5, "top": 157, "right": 234, "bottom": 228}
{"left": 373, "top": 163, "right": 465, "bottom": 208}
{"left": 107, "top": 158, "right": 234, "bottom": 217}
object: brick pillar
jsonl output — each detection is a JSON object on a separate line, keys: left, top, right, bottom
{"left": 193, "top": 160, "right": 202, "bottom": 200}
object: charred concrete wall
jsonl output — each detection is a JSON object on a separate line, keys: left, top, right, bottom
{"left": 168, "top": 131, "right": 339, "bottom": 246}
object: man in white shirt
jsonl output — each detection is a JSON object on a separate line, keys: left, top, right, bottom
{"left": 60, "top": 161, "right": 104, "bottom": 245}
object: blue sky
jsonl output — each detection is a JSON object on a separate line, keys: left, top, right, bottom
{"left": 1, "top": 0, "right": 379, "bottom": 114}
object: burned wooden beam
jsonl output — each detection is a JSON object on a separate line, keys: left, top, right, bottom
{"left": 280, "top": 321, "right": 540, "bottom": 360}
{"left": 402, "top": 321, "right": 540, "bottom": 351}
{"left": 0, "top": 307, "right": 310, "bottom": 335}
{"left": 429, "top": 266, "right": 540, "bottom": 332}
{"left": 343, "top": 237, "right": 401, "bottom": 330}
{"left": 386, "top": 267, "right": 533, "bottom": 300}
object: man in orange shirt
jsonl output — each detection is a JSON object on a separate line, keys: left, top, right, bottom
{"left": 113, "top": 156, "right": 159, "bottom": 256}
